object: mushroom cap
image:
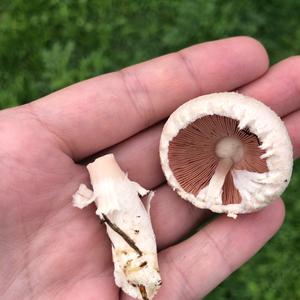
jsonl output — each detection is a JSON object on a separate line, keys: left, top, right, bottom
{"left": 160, "top": 92, "right": 293, "bottom": 218}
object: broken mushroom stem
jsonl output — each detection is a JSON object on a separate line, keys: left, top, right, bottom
{"left": 73, "top": 154, "right": 161, "bottom": 300}
{"left": 206, "top": 158, "right": 233, "bottom": 200}
{"left": 207, "top": 136, "right": 244, "bottom": 200}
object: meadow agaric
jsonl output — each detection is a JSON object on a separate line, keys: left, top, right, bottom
{"left": 73, "top": 154, "right": 161, "bottom": 300}
{"left": 160, "top": 92, "right": 293, "bottom": 218}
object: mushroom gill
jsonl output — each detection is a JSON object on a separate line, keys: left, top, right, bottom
{"left": 168, "top": 115, "right": 268, "bottom": 205}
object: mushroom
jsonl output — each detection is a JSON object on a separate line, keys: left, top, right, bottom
{"left": 160, "top": 92, "right": 293, "bottom": 218}
{"left": 73, "top": 154, "right": 161, "bottom": 300}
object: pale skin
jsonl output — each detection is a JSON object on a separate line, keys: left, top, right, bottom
{"left": 1, "top": 37, "right": 300, "bottom": 300}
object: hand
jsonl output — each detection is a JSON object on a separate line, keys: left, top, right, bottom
{"left": 1, "top": 36, "right": 299, "bottom": 300}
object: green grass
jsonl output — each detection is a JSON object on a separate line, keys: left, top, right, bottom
{"left": 0, "top": 1, "right": 299, "bottom": 299}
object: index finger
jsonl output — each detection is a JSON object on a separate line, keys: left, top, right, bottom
{"left": 29, "top": 37, "right": 268, "bottom": 160}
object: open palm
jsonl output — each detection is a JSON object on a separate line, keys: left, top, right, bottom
{"left": 1, "top": 37, "right": 299, "bottom": 300}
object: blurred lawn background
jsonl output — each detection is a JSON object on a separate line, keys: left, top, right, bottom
{"left": 0, "top": 0, "right": 299, "bottom": 299}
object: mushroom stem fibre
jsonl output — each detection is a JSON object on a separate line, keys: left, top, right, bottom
{"left": 73, "top": 154, "right": 161, "bottom": 300}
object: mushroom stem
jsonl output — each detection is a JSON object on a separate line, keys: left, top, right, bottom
{"left": 73, "top": 154, "right": 161, "bottom": 300}
{"left": 206, "top": 136, "right": 243, "bottom": 202}
{"left": 206, "top": 158, "right": 234, "bottom": 201}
